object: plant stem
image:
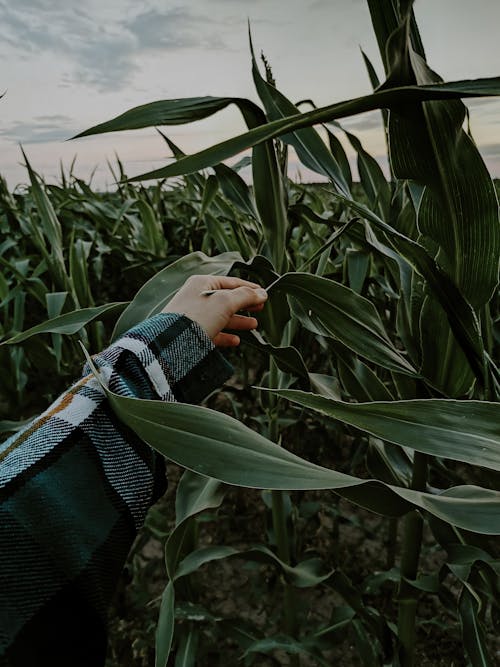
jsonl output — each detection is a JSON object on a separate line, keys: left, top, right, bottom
{"left": 272, "top": 490, "right": 298, "bottom": 639}
{"left": 268, "top": 358, "right": 300, "bottom": 667}
{"left": 386, "top": 517, "right": 398, "bottom": 570}
{"left": 397, "top": 452, "right": 427, "bottom": 667}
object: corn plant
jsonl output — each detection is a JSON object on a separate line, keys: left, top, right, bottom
{"left": 2, "top": 1, "right": 500, "bottom": 665}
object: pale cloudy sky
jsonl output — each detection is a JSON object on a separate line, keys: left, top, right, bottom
{"left": 1, "top": 0, "right": 500, "bottom": 189}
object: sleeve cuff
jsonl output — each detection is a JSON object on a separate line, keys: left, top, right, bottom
{"left": 86, "top": 313, "right": 233, "bottom": 404}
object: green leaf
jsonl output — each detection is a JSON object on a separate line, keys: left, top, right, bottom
{"left": 270, "top": 389, "right": 500, "bottom": 473}
{"left": 174, "top": 627, "right": 199, "bottom": 667}
{"left": 175, "top": 545, "right": 331, "bottom": 589}
{"left": 155, "top": 581, "right": 175, "bottom": 667}
{"left": 352, "top": 618, "right": 381, "bottom": 665}
{"left": 343, "top": 128, "right": 391, "bottom": 220}
{"left": 22, "top": 149, "right": 68, "bottom": 291}
{"left": 459, "top": 588, "right": 493, "bottom": 666}
{"left": 242, "top": 634, "right": 330, "bottom": 666}
{"left": 175, "top": 470, "right": 225, "bottom": 526}
{"left": 111, "top": 251, "right": 241, "bottom": 340}
{"left": 167, "top": 472, "right": 225, "bottom": 578}
{"left": 384, "top": 27, "right": 499, "bottom": 311}
{"left": 213, "top": 163, "right": 258, "bottom": 220}
{"left": 367, "top": 438, "right": 412, "bottom": 488}
{"left": 118, "top": 78, "right": 500, "bottom": 182}
{"left": 45, "top": 292, "right": 68, "bottom": 319}
{"left": 158, "top": 472, "right": 225, "bottom": 666}
{"left": 1, "top": 302, "right": 126, "bottom": 346}
{"left": 45, "top": 291, "right": 68, "bottom": 368}
{"left": 308, "top": 373, "right": 342, "bottom": 400}
{"left": 73, "top": 96, "right": 261, "bottom": 138}
{"left": 269, "top": 272, "right": 417, "bottom": 376}
{"left": 250, "top": 33, "right": 350, "bottom": 196}
{"left": 250, "top": 134, "right": 288, "bottom": 272}
{"left": 335, "top": 343, "right": 395, "bottom": 402}
{"left": 241, "top": 330, "right": 309, "bottom": 379}
{"left": 335, "top": 198, "right": 487, "bottom": 385}
{"left": 136, "top": 199, "right": 166, "bottom": 256}
{"left": 346, "top": 249, "right": 370, "bottom": 294}
{"left": 325, "top": 127, "right": 353, "bottom": 192}
{"left": 0, "top": 272, "right": 10, "bottom": 302}
{"left": 419, "top": 294, "right": 475, "bottom": 396}
{"left": 69, "top": 237, "right": 93, "bottom": 307}
{"left": 90, "top": 379, "right": 500, "bottom": 534}
{"left": 297, "top": 219, "right": 356, "bottom": 273}
{"left": 199, "top": 174, "right": 219, "bottom": 218}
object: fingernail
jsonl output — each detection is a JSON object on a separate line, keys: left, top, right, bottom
{"left": 257, "top": 288, "right": 268, "bottom": 299}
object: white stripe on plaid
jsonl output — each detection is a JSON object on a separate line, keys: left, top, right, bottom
{"left": 0, "top": 416, "right": 76, "bottom": 487}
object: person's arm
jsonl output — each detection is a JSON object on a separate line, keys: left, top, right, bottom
{"left": 0, "top": 276, "right": 267, "bottom": 667}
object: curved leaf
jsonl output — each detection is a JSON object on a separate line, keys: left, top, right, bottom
{"left": 270, "top": 389, "right": 500, "bottom": 473}
{"left": 1, "top": 302, "right": 127, "bottom": 346}
{"left": 175, "top": 544, "right": 331, "bottom": 589}
{"left": 269, "top": 272, "right": 417, "bottom": 376}
{"left": 240, "top": 329, "right": 309, "bottom": 379}
{"left": 158, "top": 471, "right": 225, "bottom": 666}
{"left": 87, "top": 376, "right": 500, "bottom": 534}
{"left": 73, "top": 96, "right": 261, "bottom": 138}
{"left": 119, "top": 79, "right": 500, "bottom": 182}
{"left": 459, "top": 588, "right": 493, "bottom": 666}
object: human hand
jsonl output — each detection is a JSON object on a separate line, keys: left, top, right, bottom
{"left": 161, "top": 275, "right": 268, "bottom": 347}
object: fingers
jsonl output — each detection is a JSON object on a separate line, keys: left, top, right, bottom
{"left": 211, "top": 276, "right": 262, "bottom": 290}
{"left": 245, "top": 302, "right": 265, "bottom": 313}
{"left": 226, "top": 314, "right": 258, "bottom": 330}
{"left": 162, "top": 274, "right": 267, "bottom": 342}
{"left": 213, "top": 332, "right": 240, "bottom": 347}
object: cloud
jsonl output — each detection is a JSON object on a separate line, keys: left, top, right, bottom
{"left": 0, "top": 2, "right": 229, "bottom": 92}
{"left": 128, "top": 7, "right": 225, "bottom": 50}
{"left": 0, "top": 116, "right": 76, "bottom": 144}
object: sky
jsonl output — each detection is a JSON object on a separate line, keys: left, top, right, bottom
{"left": 1, "top": 0, "right": 500, "bottom": 190}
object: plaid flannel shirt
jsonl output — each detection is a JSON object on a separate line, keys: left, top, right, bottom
{"left": 0, "top": 313, "right": 232, "bottom": 667}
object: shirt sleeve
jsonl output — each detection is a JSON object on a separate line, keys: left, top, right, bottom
{"left": 0, "top": 313, "right": 233, "bottom": 667}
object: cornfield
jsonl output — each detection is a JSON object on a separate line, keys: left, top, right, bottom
{"left": 1, "top": 1, "right": 499, "bottom": 665}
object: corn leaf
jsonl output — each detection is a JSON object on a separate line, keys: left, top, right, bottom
{"left": 174, "top": 628, "right": 199, "bottom": 667}
{"left": 269, "top": 389, "right": 500, "bottom": 473}
{"left": 94, "top": 385, "right": 500, "bottom": 534}
{"left": 158, "top": 471, "right": 225, "bottom": 666}
{"left": 373, "top": 2, "right": 499, "bottom": 310}
{"left": 156, "top": 582, "right": 175, "bottom": 667}
{"left": 1, "top": 302, "right": 126, "bottom": 346}
{"left": 459, "top": 588, "right": 493, "bottom": 666}
{"left": 335, "top": 197, "right": 487, "bottom": 385}
{"left": 269, "top": 272, "right": 417, "bottom": 376}
{"left": 114, "top": 78, "right": 500, "bottom": 182}
{"left": 213, "top": 163, "right": 258, "bottom": 220}
{"left": 73, "top": 96, "right": 261, "bottom": 138}
{"left": 250, "top": 32, "right": 350, "bottom": 196}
